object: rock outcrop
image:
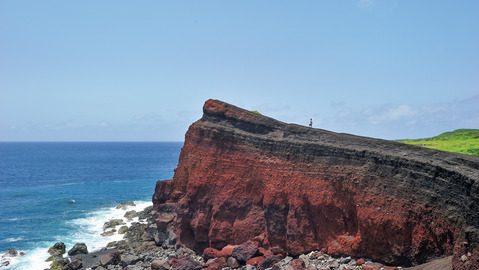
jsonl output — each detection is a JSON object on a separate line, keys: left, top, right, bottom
{"left": 153, "top": 99, "right": 479, "bottom": 269}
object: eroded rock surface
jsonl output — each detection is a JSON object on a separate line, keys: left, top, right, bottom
{"left": 153, "top": 99, "right": 479, "bottom": 269}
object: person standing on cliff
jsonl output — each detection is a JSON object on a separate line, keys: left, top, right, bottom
{"left": 309, "top": 118, "right": 313, "bottom": 128}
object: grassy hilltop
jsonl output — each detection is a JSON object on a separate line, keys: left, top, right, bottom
{"left": 400, "top": 129, "right": 479, "bottom": 156}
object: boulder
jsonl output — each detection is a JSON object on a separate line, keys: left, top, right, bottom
{"left": 227, "top": 257, "right": 240, "bottom": 268}
{"left": 151, "top": 259, "right": 169, "bottom": 270}
{"left": 285, "top": 259, "right": 306, "bottom": 270}
{"left": 49, "top": 257, "right": 69, "bottom": 270}
{"left": 356, "top": 258, "right": 365, "bottom": 266}
{"left": 62, "top": 258, "right": 82, "bottom": 270}
{"left": 168, "top": 256, "right": 202, "bottom": 270}
{"left": 247, "top": 256, "right": 265, "bottom": 267}
{"left": 100, "top": 250, "right": 121, "bottom": 266}
{"left": 103, "top": 219, "right": 125, "bottom": 230}
{"left": 118, "top": 225, "right": 129, "bottom": 234}
{"left": 204, "top": 257, "right": 227, "bottom": 270}
{"left": 121, "top": 254, "right": 141, "bottom": 265}
{"left": 124, "top": 210, "right": 138, "bottom": 220}
{"left": 67, "top": 243, "right": 88, "bottom": 256}
{"left": 203, "top": 247, "right": 220, "bottom": 260}
{"left": 232, "top": 240, "right": 259, "bottom": 263}
{"left": 116, "top": 201, "right": 136, "bottom": 210}
{"left": 101, "top": 229, "right": 116, "bottom": 237}
{"left": 48, "top": 242, "right": 66, "bottom": 256}
{"left": 259, "top": 255, "right": 283, "bottom": 270}
{"left": 7, "top": 249, "right": 18, "bottom": 257}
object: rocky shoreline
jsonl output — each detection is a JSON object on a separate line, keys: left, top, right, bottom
{"left": 36, "top": 202, "right": 414, "bottom": 270}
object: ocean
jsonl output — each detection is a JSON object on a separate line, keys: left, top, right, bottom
{"left": 0, "top": 142, "right": 182, "bottom": 270}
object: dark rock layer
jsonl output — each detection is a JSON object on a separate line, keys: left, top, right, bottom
{"left": 153, "top": 99, "right": 479, "bottom": 269}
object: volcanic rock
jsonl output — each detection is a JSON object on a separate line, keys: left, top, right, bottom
{"left": 152, "top": 99, "right": 479, "bottom": 269}
{"left": 167, "top": 256, "right": 202, "bottom": 270}
{"left": 116, "top": 201, "right": 136, "bottom": 210}
{"left": 151, "top": 259, "right": 169, "bottom": 270}
{"left": 99, "top": 249, "right": 120, "bottom": 266}
{"left": 67, "top": 243, "right": 88, "bottom": 256}
{"left": 124, "top": 210, "right": 138, "bottom": 220}
{"left": 204, "top": 257, "right": 228, "bottom": 270}
{"left": 227, "top": 256, "right": 240, "bottom": 268}
{"left": 48, "top": 242, "right": 66, "bottom": 257}
{"left": 103, "top": 219, "right": 125, "bottom": 230}
{"left": 6, "top": 249, "right": 18, "bottom": 257}
{"left": 118, "top": 225, "right": 129, "bottom": 234}
{"left": 232, "top": 240, "right": 259, "bottom": 263}
{"left": 62, "top": 258, "right": 82, "bottom": 270}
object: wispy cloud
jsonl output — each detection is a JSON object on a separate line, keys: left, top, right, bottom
{"left": 368, "top": 104, "right": 417, "bottom": 125}
{"left": 318, "top": 94, "right": 479, "bottom": 139}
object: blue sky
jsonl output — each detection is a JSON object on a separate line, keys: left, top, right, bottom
{"left": 1, "top": 1, "right": 478, "bottom": 141}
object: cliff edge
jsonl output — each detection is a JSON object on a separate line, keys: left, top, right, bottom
{"left": 153, "top": 99, "right": 479, "bottom": 269}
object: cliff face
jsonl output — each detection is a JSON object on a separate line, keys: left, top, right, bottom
{"left": 153, "top": 99, "right": 479, "bottom": 269}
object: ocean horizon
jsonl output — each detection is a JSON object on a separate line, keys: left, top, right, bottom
{"left": 0, "top": 142, "right": 182, "bottom": 269}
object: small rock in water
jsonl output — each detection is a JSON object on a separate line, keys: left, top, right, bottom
{"left": 116, "top": 201, "right": 136, "bottom": 210}
{"left": 7, "top": 248, "right": 18, "bottom": 257}
{"left": 67, "top": 243, "right": 88, "bottom": 256}
{"left": 48, "top": 242, "right": 66, "bottom": 256}
{"left": 101, "top": 229, "right": 116, "bottom": 237}
{"left": 124, "top": 210, "right": 138, "bottom": 220}
{"left": 118, "top": 225, "right": 129, "bottom": 234}
{"left": 103, "top": 219, "right": 125, "bottom": 230}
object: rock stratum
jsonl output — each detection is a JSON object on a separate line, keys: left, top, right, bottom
{"left": 153, "top": 99, "right": 479, "bottom": 270}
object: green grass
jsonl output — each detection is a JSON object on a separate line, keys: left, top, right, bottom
{"left": 400, "top": 129, "right": 479, "bottom": 156}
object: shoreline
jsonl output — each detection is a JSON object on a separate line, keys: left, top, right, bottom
{"left": 2, "top": 201, "right": 452, "bottom": 270}
{"left": 39, "top": 204, "right": 410, "bottom": 270}
{"left": 0, "top": 201, "right": 152, "bottom": 270}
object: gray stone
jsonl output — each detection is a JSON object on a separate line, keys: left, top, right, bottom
{"left": 7, "top": 249, "right": 18, "bottom": 257}
{"left": 122, "top": 254, "right": 141, "bottom": 265}
{"left": 227, "top": 257, "right": 240, "bottom": 268}
{"left": 62, "top": 259, "right": 82, "bottom": 270}
{"left": 116, "top": 201, "right": 136, "bottom": 210}
{"left": 124, "top": 210, "right": 138, "bottom": 220}
{"left": 151, "top": 259, "right": 169, "bottom": 270}
{"left": 118, "top": 226, "right": 129, "bottom": 234}
{"left": 67, "top": 243, "right": 88, "bottom": 256}
{"left": 339, "top": 256, "right": 351, "bottom": 264}
{"left": 101, "top": 229, "right": 116, "bottom": 237}
{"left": 100, "top": 250, "right": 121, "bottom": 266}
{"left": 48, "top": 242, "right": 66, "bottom": 256}
{"left": 103, "top": 219, "right": 125, "bottom": 230}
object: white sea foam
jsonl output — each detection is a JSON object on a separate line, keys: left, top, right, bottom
{"left": 3, "top": 200, "right": 151, "bottom": 270}
{"left": 0, "top": 238, "right": 24, "bottom": 244}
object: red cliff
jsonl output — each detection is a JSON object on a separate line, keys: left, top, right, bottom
{"left": 153, "top": 99, "right": 479, "bottom": 269}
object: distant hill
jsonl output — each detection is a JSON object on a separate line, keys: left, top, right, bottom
{"left": 400, "top": 129, "right": 479, "bottom": 156}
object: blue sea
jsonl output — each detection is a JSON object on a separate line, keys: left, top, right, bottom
{"left": 0, "top": 142, "right": 182, "bottom": 269}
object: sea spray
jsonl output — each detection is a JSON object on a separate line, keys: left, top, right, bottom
{"left": 2, "top": 201, "right": 151, "bottom": 270}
